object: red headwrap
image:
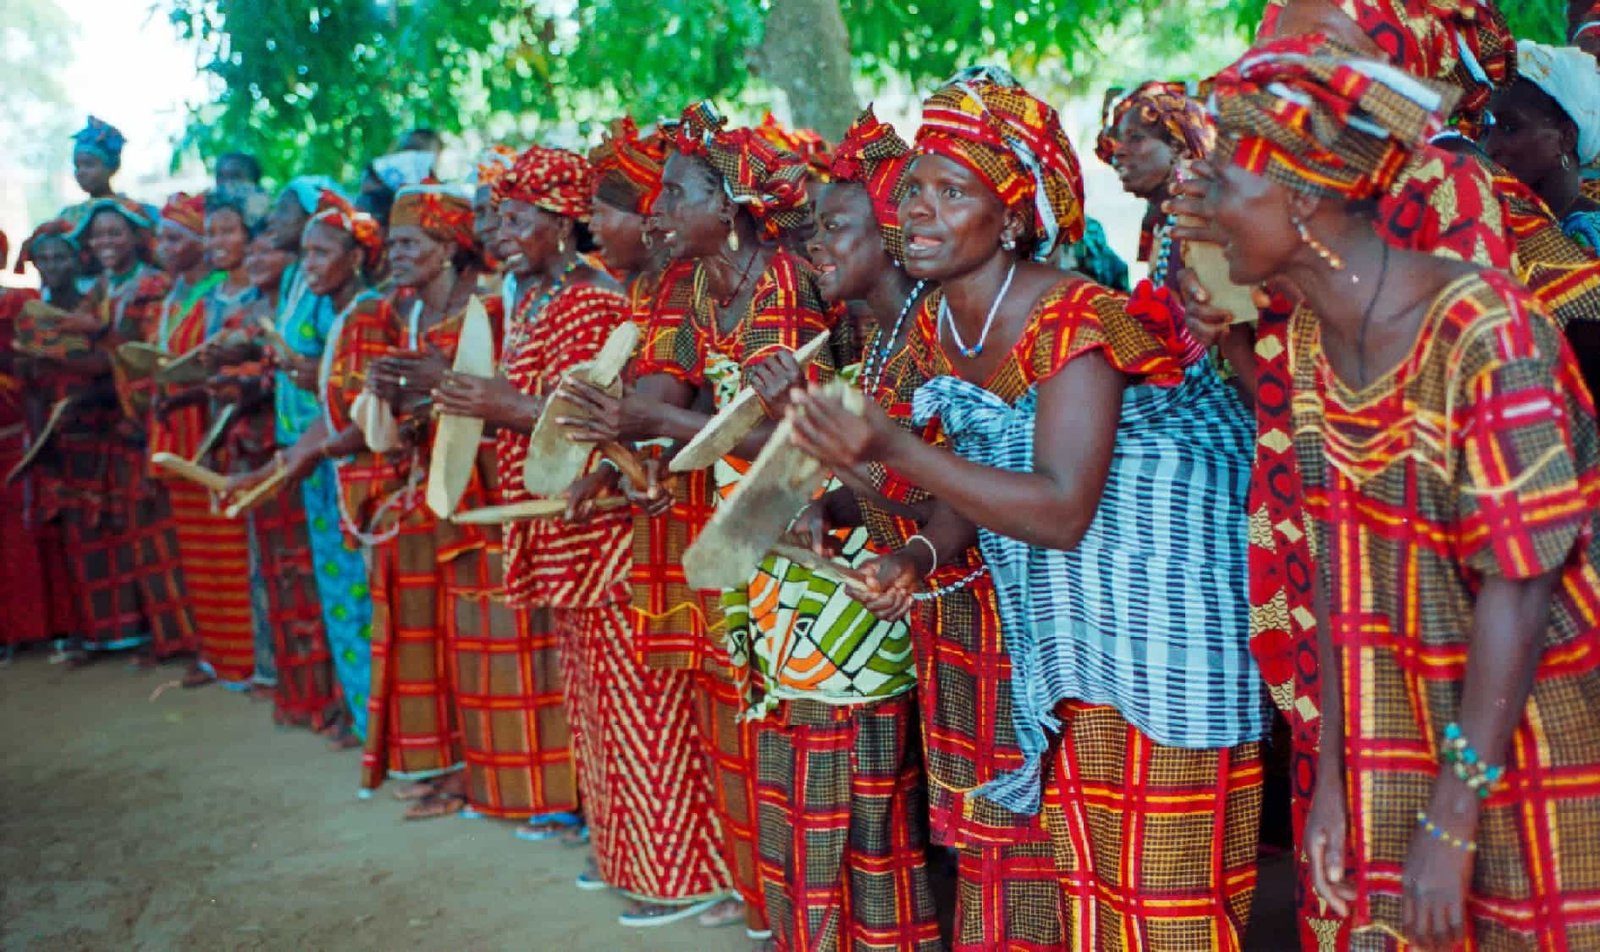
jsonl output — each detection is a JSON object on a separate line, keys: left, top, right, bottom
{"left": 1576, "top": 1, "right": 1600, "bottom": 42}
{"left": 492, "top": 145, "right": 594, "bottom": 221}
{"left": 475, "top": 145, "right": 518, "bottom": 191}
{"left": 159, "top": 191, "right": 207, "bottom": 236}
{"left": 828, "top": 106, "right": 913, "bottom": 263}
{"left": 674, "top": 101, "right": 813, "bottom": 238}
{"left": 589, "top": 117, "right": 671, "bottom": 215}
{"left": 307, "top": 189, "right": 385, "bottom": 270}
{"left": 915, "top": 66, "right": 1086, "bottom": 259}
{"left": 756, "top": 113, "right": 833, "bottom": 178}
{"left": 390, "top": 186, "right": 477, "bottom": 257}
{"left": 13, "top": 219, "right": 76, "bottom": 275}
{"left": 1096, "top": 81, "right": 1216, "bottom": 164}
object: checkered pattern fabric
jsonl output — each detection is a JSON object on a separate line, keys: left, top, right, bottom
{"left": 674, "top": 101, "right": 812, "bottom": 238}
{"left": 671, "top": 247, "right": 837, "bottom": 384}
{"left": 690, "top": 666, "right": 766, "bottom": 913}
{"left": 448, "top": 544, "right": 578, "bottom": 819}
{"left": 953, "top": 839, "right": 1071, "bottom": 951}
{"left": 1499, "top": 172, "right": 1600, "bottom": 329}
{"left": 755, "top": 695, "right": 941, "bottom": 952}
{"left": 251, "top": 488, "right": 337, "bottom": 728}
{"left": 168, "top": 481, "right": 256, "bottom": 684}
{"left": 1290, "top": 271, "right": 1600, "bottom": 948}
{"left": 829, "top": 108, "right": 914, "bottom": 264}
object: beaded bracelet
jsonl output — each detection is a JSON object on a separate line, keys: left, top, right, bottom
{"left": 912, "top": 565, "right": 989, "bottom": 603}
{"left": 1441, "top": 722, "right": 1505, "bottom": 800}
{"left": 1416, "top": 810, "right": 1477, "bottom": 852}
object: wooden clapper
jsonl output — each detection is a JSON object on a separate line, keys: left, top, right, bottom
{"left": 669, "top": 331, "right": 830, "bottom": 474}
{"left": 521, "top": 321, "right": 649, "bottom": 497}
{"left": 683, "top": 379, "right": 864, "bottom": 591}
{"left": 451, "top": 496, "right": 628, "bottom": 525}
{"left": 3, "top": 396, "right": 75, "bottom": 485}
{"left": 426, "top": 297, "right": 494, "bottom": 518}
{"left": 1178, "top": 215, "right": 1260, "bottom": 326}
{"left": 150, "top": 403, "right": 239, "bottom": 493}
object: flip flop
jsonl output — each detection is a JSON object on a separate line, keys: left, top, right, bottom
{"left": 513, "top": 811, "right": 585, "bottom": 842}
{"left": 618, "top": 898, "right": 722, "bottom": 929}
{"left": 403, "top": 792, "right": 465, "bottom": 821}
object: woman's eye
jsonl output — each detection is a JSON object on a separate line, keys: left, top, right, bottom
{"left": 942, "top": 186, "right": 962, "bottom": 199}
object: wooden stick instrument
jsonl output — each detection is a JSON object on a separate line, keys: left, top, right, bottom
{"left": 670, "top": 331, "right": 830, "bottom": 474}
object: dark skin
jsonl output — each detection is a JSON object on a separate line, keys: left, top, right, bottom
{"left": 54, "top": 211, "right": 144, "bottom": 341}
{"left": 366, "top": 224, "right": 465, "bottom": 414}
{"left": 472, "top": 184, "right": 518, "bottom": 271}
{"left": 73, "top": 151, "right": 115, "bottom": 199}
{"left": 1112, "top": 111, "right": 1180, "bottom": 205}
{"left": 788, "top": 153, "right": 1124, "bottom": 616}
{"left": 31, "top": 236, "right": 84, "bottom": 310}
{"left": 215, "top": 155, "right": 258, "bottom": 190}
{"left": 1484, "top": 79, "right": 1600, "bottom": 221}
{"left": 588, "top": 194, "right": 651, "bottom": 276}
{"left": 1212, "top": 150, "right": 1561, "bottom": 952}
{"left": 149, "top": 220, "right": 216, "bottom": 421}
{"left": 266, "top": 193, "right": 311, "bottom": 253}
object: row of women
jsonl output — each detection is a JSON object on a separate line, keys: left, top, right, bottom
{"left": 6, "top": 0, "right": 1600, "bottom": 949}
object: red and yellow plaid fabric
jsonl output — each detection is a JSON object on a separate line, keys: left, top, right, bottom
{"left": 555, "top": 604, "right": 733, "bottom": 902}
{"left": 102, "top": 267, "right": 173, "bottom": 424}
{"left": 146, "top": 279, "right": 219, "bottom": 469}
{"left": 448, "top": 543, "right": 578, "bottom": 819}
{"left": 671, "top": 246, "right": 836, "bottom": 382}
{"left": 756, "top": 112, "right": 832, "bottom": 177}
{"left": 1259, "top": 0, "right": 1491, "bottom": 81}
{"left": 492, "top": 145, "right": 594, "bottom": 221}
{"left": 497, "top": 282, "right": 632, "bottom": 609}
{"left": 674, "top": 101, "right": 812, "bottom": 238}
{"left": 1096, "top": 81, "right": 1215, "bottom": 164}
{"left": 954, "top": 839, "right": 1072, "bottom": 952}
{"left": 158, "top": 191, "right": 206, "bottom": 235}
{"left": 13, "top": 218, "right": 73, "bottom": 275}
{"left": 1045, "top": 701, "right": 1263, "bottom": 952}
{"left": 1498, "top": 171, "right": 1600, "bottom": 330}
{"left": 252, "top": 488, "right": 337, "bottom": 728}
{"left": 168, "top": 481, "right": 254, "bottom": 683}
{"left": 590, "top": 116, "right": 671, "bottom": 215}
{"left": 755, "top": 695, "right": 941, "bottom": 952}
{"left": 0, "top": 422, "right": 59, "bottom": 646}
{"left": 691, "top": 666, "right": 767, "bottom": 914}
{"left": 360, "top": 526, "right": 463, "bottom": 790}
{"left": 829, "top": 107, "right": 914, "bottom": 265}
{"left": 390, "top": 187, "right": 476, "bottom": 256}
{"left": 308, "top": 190, "right": 383, "bottom": 270}
{"left": 1291, "top": 272, "right": 1600, "bottom": 949}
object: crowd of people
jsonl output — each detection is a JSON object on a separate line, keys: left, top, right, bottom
{"left": 5, "top": 0, "right": 1600, "bottom": 949}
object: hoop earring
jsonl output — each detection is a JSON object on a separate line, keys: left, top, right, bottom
{"left": 1563, "top": 155, "right": 1574, "bottom": 170}
{"left": 727, "top": 228, "right": 740, "bottom": 253}
{"left": 1292, "top": 216, "right": 1344, "bottom": 271}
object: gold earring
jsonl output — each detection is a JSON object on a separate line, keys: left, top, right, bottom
{"left": 727, "top": 229, "right": 740, "bottom": 253}
{"left": 558, "top": 235, "right": 566, "bottom": 255}
{"left": 1293, "top": 216, "right": 1344, "bottom": 271}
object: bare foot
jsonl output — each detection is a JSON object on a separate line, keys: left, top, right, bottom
{"left": 402, "top": 792, "right": 465, "bottom": 821}
{"left": 697, "top": 897, "right": 746, "bottom": 929}
{"left": 391, "top": 780, "right": 437, "bottom": 802}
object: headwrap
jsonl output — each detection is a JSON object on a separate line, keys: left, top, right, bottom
{"left": 589, "top": 118, "right": 671, "bottom": 215}
{"left": 827, "top": 106, "right": 914, "bottom": 263}
{"left": 492, "top": 145, "right": 595, "bottom": 221}
{"left": 206, "top": 184, "right": 272, "bottom": 236}
{"left": 69, "top": 196, "right": 154, "bottom": 243}
{"left": 1210, "top": 35, "right": 1460, "bottom": 202}
{"left": 1515, "top": 41, "right": 1600, "bottom": 165}
{"left": 1259, "top": 0, "right": 1505, "bottom": 124}
{"left": 1095, "top": 81, "right": 1216, "bottom": 164}
{"left": 914, "top": 66, "right": 1087, "bottom": 260}
{"left": 306, "top": 189, "right": 385, "bottom": 269}
{"left": 282, "top": 176, "right": 345, "bottom": 215}
{"left": 390, "top": 185, "right": 478, "bottom": 255}
{"left": 756, "top": 113, "right": 833, "bottom": 178}
{"left": 368, "top": 150, "right": 437, "bottom": 192}
{"left": 72, "top": 115, "right": 126, "bottom": 170}
{"left": 158, "top": 191, "right": 208, "bottom": 238}
{"left": 1573, "top": 1, "right": 1600, "bottom": 42}
{"left": 473, "top": 145, "right": 518, "bottom": 190}
{"left": 673, "top": 101, "right": 813, "bottom": 237}
{"left": 14, "top": 220, "right": 76, "bottom": 275}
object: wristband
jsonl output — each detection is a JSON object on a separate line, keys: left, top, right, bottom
{"left": 906, "top": 534, "right": 939, "bottom": 574}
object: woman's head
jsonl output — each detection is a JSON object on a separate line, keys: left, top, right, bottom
{"left": 473, "top": 146, "right": 518, "bottom": 266}
{"left": 82, "top": 203, "right": 147, "bottom": 275}
{"left": 492, "top": 144, "right": 594, "bottom": 274}
{"left": 807, "top": 107, "right": 914, "bottom": 304}
{"left": 71, "top": 116, "right": 124, "bottom": 197}
{"left": 1207, "top": 36, "right": 1457, "bottom": 285}
{"left": 18, "top": 223, "right": 80, "bottom": 292}
{"left": 901, "top": 67, "right": 1085, "bottom": 279}
{"left": 156, "top": 192, "right": 209, "bottom": 275}
{"left": 244, "top": 233, "right": 295, "bottom": 294}
{"left": 1098, "top": 82, "right": 1215, "bottom": 201}
{"left": 588, "top": 118, "right": 671, "bottom": 275}
{"left": 299, "top": 192, "right": 382, "bottom": 297}
{"left": 1485, "top": 42, "right": 1600, "bottom": 194}
{"left": 387, "top": 186, "right": 477, "bottom": 289}
{"left": 205, "top": 185, "right": 270, "bottom": 273}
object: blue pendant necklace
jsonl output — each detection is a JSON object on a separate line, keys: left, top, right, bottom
{"left": 940, "top": 261, "right": 1016, "bottom": 359}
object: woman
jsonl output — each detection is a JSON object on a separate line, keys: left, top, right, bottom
{"left": 204, "top": 188, "right": 339, "bottom": 728}
{"left": 434, "top": 144, "right": 728, "bottom": 928}
{"left": 60, "top": 116, "right": 129, "bottom": 235}
{"left": 147, "top": 191, "right": 256, "bottom": 689}
{"left": 1097, "top": 81, "right": 1214, "bottom": 289}
{"left": 789, "top": 69, "right": 1268, "bottom": 949}
{"left": 1209, "top": 38, "right": 1600, "bottom": 951}
{"left": 360, "top": 183, "right": 579, "bottom": 826}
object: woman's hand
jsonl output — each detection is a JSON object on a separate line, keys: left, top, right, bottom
{"left": 786, "top": 498, "right": 842, "bottom": 558}
{"left": 787, "top": 384, "right": 899, "bottom": 470}
{"left": 622, "top": 456, "right": 674, "bottom": 518}
{"left": 748, "top": 349, "right": 804, "bottom": 420}
{"left": 844, "top": 549, "right": 925, "bottom": 623}
{"left": 554, "top": 378, "right": 662, "bottom": 445}
{"left": 223, "top": 465, "right": 274, "bottom": 496}
{"left": 1174, "top": 268, "right": 1237, "bottom": 351}
{"left": 1164, "top": 158, "right": 1228, "bottom": 247}
{"left": 1305, "top": 773, "right": 1357, "bottom": 919}
{"left": 370, "top": 348, "right": 449, "bottom": 406}
{"left": 563, "top": 467, "right": 620, "bottom": 524}
{"left": 1400, "top": 788, "right": 1479, "bottom": 951}
{"left": 433, "top": 371, "right": 536, "bottom": 427}
{"left": 280, "top": 353, "right": 322, "bottom": 391}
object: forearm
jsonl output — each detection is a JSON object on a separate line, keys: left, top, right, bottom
{"left": 1314, "top": 562, "right": 1345, "bottom": 780}
{"left": 1220, "top": 325, "right": 1258, "bottom": 406}
{"left": 916, "top": 500, "right": 980, "bottom": 570}
{"left": 320, "top": 422, "right": 368, "bottom": 458}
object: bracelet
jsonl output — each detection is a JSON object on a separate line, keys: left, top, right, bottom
{"left": 1441, "top": 722, "right": 1505, "bottom": 800}
{"left": 906, "top": 534, "right": 939, "bottom": 574}
{"left": 1416, "top": 810, "right": 1477, "bottom": 852}
{"left": 596, "top": 457, "right": 620, "bottom": 475}
{"left": 912, "top": 565, "right": 988, "bottom": 603}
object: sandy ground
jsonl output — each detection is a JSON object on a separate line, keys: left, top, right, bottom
{"left": 0, "top": 651, "right": 1298, "bottom": 952}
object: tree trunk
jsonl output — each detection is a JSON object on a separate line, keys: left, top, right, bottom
{"left": 755, "top": 0, "right": 860, "bottom": 142}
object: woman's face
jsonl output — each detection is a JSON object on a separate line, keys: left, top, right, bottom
{"left": 495, "top": 199, "right": 566, "bottom": 275}
{"left": 73, "top": 151, "right": 113, "bottom": 196}
{"left": 473, "top": 186, "right": 505, "bottom": 260}
{"left": 805, "top": 183, "right": 889, "bottom": 305}
{"left": 1112, "top": 112, "right": 1179, "bottom": 200}
{"left": 244, "top": 235, "right": 293, "bottom": 293}
{"left": 87, "top": 210, "right": 137, "bottom": 274}
{"left": 205, "top": 208, "right": 251, "bottom": 273}
{"left": 1484, "top": 80, "right": 1572, "bottom": 191}
{"left": 31, "top": 236, "right": 80, "bottom": 291}
{"left": 896, "top": 153, "right": 1013, "bottom": 282}
{"left": 386, "top": 224, "right": 452, "bottom": 290}
{"left": 589, "top": 195, "right": 649, "bottom": 275}
{"left": 157, "top": 221, "right": 206, "bottom": 275}
{"left": 267, "top": 193, "right": 310, "bottom": 251}
{"left": 299, "top": 222, "right": 361, "bottom": 297}
{"left": 1211, "top": 154, "right": 1302, "bottom": 286}
{"left": 654, "top": 153, "right": 731, "bottom": 262}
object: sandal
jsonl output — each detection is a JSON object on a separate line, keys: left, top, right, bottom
{"left": 513, "top": 811, "right": 585, "bottom": 843}
{"left": 181, "top": 667, "right": 214, "bottom": 688}
{"left": 403, "top": 792, "right": 466, "bottom": 821}
{"left": 391, "top": 780, "right": 437, "bottom": 802}
{"left": 574, "top": 860, "right": 609, "bottom": 892}
{"left": 618, "top": 897, "right": 721, "bottom": 929}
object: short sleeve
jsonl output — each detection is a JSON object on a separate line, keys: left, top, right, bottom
{"left": 736, "top": 249, "right": 834, "bottom": 375}
{"left": 324, "top": 297, "right": 397, "bottom": 433}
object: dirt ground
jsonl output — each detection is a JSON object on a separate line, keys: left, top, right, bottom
{"left": 0, "top": 651, "right": 1298, "bottom": 952}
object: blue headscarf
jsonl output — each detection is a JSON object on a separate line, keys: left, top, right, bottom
{"left": 72, "top": 116, "right": 126, "bottom": 171}
{"left": 282, "top": 176, "right": 346, "bottom": 215}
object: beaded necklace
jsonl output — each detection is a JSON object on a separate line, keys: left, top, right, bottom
{"left": 501, "top": 257, "right": 580, "bottom": 373}
{"left": 860, "top": 280, "right": 926, "bottom": 398}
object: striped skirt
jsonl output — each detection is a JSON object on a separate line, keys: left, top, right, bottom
{"left": 1044, "top": 701, "right": 1263, "bottom": 952}
{"left": 755, "top": 694, "right": 941, "bottom": 952}
{"left": 166, "top": 480, "right": 254, "bottom": 682}
{"left": 251, "top": 489, "right": 336, "bottom": 728}
{"left": 359, "top": 528, "right": 462, "bottom": 790}
{"left": 447, "top": 545, "right": 577, "bottom": 819}
{"left": 555, "top": 604, "right": 731, "bottom": 903}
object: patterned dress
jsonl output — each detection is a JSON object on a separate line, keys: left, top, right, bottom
{"left": 498, "top": 272, "right": 728, "bottom": 902}
{"left": 910, "top": 278, "right": 1266, "bottom": 951}
{"left": 275, "top": 270, "right": 375, "bottom": 738}
{"left": 1289, "top": 270, "right": 1600, "bottom": 951}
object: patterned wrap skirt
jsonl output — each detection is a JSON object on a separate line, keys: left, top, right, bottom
{"left": 299, "top": 460, "right": 375, "bottom": 738}
{"left": 165, "top": 480, "right": 255, "bottom": 683}
{"left": 691, "top": 663, "right": 767, "bottom": 918}
{"left": 250, "top": 488, "right": 337, "bottom": 728}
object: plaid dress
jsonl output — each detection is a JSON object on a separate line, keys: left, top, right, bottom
{"left": 1290, "top": 271, "right": 1600, "bottom": 951}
